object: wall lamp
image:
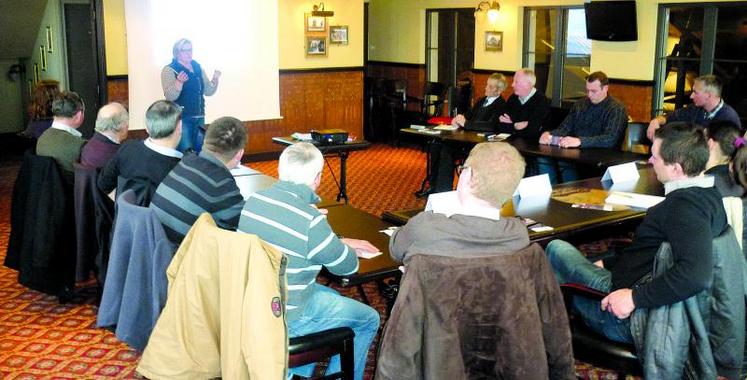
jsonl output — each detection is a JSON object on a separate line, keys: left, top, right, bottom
{"left": 311, "top": 2, "right": 334, "bottom": 17}
{"left": 475, "top": 1, "right": 500, "bottom": 23}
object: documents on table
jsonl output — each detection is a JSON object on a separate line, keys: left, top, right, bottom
{"left": 379, "top": 226, "right": 398, "bottom": 237}
{"left": 230, "top": 164, "right": 261, "bottom": 177}
{"left": 291, "top": 132, "right": 313, "bottom": 141}
{"left": 433, "top": 124, "right": 459, "bottom": 131}
{"left": 605, "top": 191, "right": 664, "bottom": 210}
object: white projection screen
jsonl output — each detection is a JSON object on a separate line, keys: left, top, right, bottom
{"left": 124, "top": 0, "right": 280, "bottom": 131}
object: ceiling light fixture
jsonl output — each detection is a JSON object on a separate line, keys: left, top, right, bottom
{"left": 475, "top": 1, "right": 500, "bottom": 23}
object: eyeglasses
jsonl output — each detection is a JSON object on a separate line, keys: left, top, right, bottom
{"left": 179, "top": 48, "right": 193, "bottom": 52}
{"left": 456, "top": 165, "right": 469, "bottom": 176}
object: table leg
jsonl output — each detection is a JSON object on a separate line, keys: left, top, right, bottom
{"left": 336, "top": 151, "right": 350, "bottom": 204}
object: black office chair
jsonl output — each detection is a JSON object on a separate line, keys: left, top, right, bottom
{"left": 288, "top": 327, "right": 355, "bottom": 380}
{"left": 620, "top": 122, "right": 650, "bottom": 154}
{"left": 448, "top": 79, "right": 473, "bottom": 117}
{"left": 560, "top": 284, "right": 642, "bottom": 377}
{"left": 420, "top": 81, "right": 449, "bottom": 118}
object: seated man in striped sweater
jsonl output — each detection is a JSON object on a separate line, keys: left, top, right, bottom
{"left": 150, "top": 116, "right": 246, "bottom": 246}
{"left": 238, "top": 142, "right": 380, "bottom": 380}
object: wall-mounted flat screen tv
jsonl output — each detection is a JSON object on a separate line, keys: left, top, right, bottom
{"left": 584, "top": 0, "right": 638, "bottom": 42}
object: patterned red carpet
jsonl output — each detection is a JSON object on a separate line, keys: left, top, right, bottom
{"left": 0, "top": 144, "right": 631, "bottom": 379}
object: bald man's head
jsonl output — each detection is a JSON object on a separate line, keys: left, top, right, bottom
{"left": 95, "top": 102, "right": 129, "bottom": 141}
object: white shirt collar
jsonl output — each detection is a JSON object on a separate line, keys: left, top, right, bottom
{"left": 144, "top": 138, "right": 183, "bottom": 158}
{"left": 100, "top": 132, "right": 120, "bottom": 144}
{"left": 50, "top": 121, "right": 82, "bottom": 138}
{"left": 455, "top": 204, "right": 501, "bottom": 221}
{"left": 664, "top": 175, "right": 714, "bottom": 195}
{"left": 519, "top": 88, "right": 537, "bottom": 105}
{"left": 705, "top": 99, "right": 724, "bottom": 120}
{"left": 484, "top": 96, "right": 500, "bottom": 106}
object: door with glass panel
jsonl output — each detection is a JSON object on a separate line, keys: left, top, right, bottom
{"left": 523, "top": 7, "right": 591, "bottom": 108}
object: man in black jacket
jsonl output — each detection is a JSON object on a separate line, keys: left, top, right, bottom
{"left": 420, "top": 73, "right": 507, "bottom": 195}
{"left": 545, "top": 122, "right": 728, "bottom": 344}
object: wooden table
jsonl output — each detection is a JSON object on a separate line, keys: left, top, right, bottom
{"left": 400, "top": 128, "right": 649, "bottom": 168}
{"left": 272, "top": 136, "right": 372, "bottom": 203}
{"left": 383, "top": 167, "right": 663, "bottom": 246}
{"left": 231, "top": 170, "right": 396, "bottom": 285}
{"left": 323, "top": 205, "right": 399, "bottom": 287}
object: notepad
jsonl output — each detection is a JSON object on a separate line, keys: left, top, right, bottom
{"left": 605, "top": 191, "right": 664, "bottom": 210}
{"left": 433, "top": 124, "right": 458, "bottom": 131}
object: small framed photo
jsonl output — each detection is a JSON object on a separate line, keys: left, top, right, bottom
{"left": 329, "top": 25, "right": 348, "bottom": 45}
{"left": 40, "top": 46, "right": 47, "bottom": 71}
{"left": 306, "top": 36, "right": 327, "bottom": 56}
{"left": 485, "top": 31, "right": 503, "bottom": 52}
{"left": 33, "top": 63, "right": 40, "bottom": 83}
{"left": 305, "top": 13, "right": 326, "bottom": 32}
{"left": 46, "top": 26, "right": 53, "bottom": 53}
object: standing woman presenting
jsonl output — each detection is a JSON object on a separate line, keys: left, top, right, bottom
{"left": 161, "top": 38, "right": 221, "bottom": 153}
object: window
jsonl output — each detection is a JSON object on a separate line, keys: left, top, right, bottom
{"left": 523, "top": 7, "right": 591, "bottom": 108}
{"left": 425, "top": 9, "right": 475, "bottom": 86}
{"left": 653, "top": 3, "right": 747, "bottom": 124}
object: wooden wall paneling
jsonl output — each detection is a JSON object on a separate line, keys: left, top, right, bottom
{"left": 609, "top": 82, "right": 653, "bottom": 123}
{"left": 105, "top": 69, "right": 364, "bottom": 158}
{"left": 106, "top": 77, "right": 129, "bottom": 108}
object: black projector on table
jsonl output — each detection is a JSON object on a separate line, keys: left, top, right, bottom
{"left": 311, "top": 129, "right": 348, "bottom": 145}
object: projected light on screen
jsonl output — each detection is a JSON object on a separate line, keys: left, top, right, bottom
{"left": 125, "top": 0, "right": 280, "bottom": 131}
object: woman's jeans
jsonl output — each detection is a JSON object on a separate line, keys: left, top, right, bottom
{"left": 177, "top": 115, "right": 205, "bottom": 153}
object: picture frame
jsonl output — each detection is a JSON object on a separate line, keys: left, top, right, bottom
{"left": 33, "top": 63, "right": 40, "bottom": 83}
{"left": 46, "top": 26, "right": 53, "bottom": 53}
{"left": 485, "top": 31, "right": 503, "bottom": 52}
{"left": 305, "top": 13, "right": 326, "bottom": 33}
{"left": 306, "top": 36, "right": 327, "bottom": 56}
{"left": 40, "top": 46, "right": 47, "bottom": 71}
{"left": 329, "top": 25, "right": 349, "bottom": 45}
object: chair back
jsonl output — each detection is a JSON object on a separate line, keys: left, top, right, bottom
{"left": 137, "top": 213, "right": 287, "bottom": 379}
{"left": 422, "top": 81, "right": 448, "bottom": 117}
{"left": 448, "top": 79, "right": 473, "bottom": 117}
{"left": 97, "top": 189, "right": 175, "bottom": 351}
{"left": 73, "top": 162, "right": 114, "bottom": 284}
{"left": 548, "top": 106, "right": 570, "bottom": 131}
{"left": 6, "top": 150, "right": 77, "bottom": 297}
{"left": 620, "top": 122, "right": 650, "bottom": 154}
{"left": 377, "top": 246, "right": 574, "bottom": 380}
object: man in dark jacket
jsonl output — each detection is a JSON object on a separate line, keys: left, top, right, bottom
{"left": 545, "top": 122, "right": 728, "bottom": 344}
{"left": 537, "top": 71, "right": 628, "bottom": 183}
{"left": 385, "top": 142, "right": 575, "bottom": 379}
{"left": 421, "top": 73, "right": 507, "bottom": 195}
{"left": 498, "top": 68, "right": 550, "bottom": 140}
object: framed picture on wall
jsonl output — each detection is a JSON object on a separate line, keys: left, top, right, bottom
{"left": 40, "top": 46, "right": 47, "bottom": 71}
{"left": 306, "top": 36, "right": 327, "bottom": 56}
{"left": 33, "top": 63, "right": 40, "bottom": 83}
{"left": 305, "top": 13, "right": 326, "bottom": 32}
{"left": 329, "top": 25, "right": 348, "bottom": 44}
{"left": 485, "top": 31, "right": 503, "bottom": 51}
{"left": 46, "top": 26, "right": 53, "bottom": 53}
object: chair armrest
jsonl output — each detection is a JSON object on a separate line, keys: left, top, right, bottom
{"left": 560, "top": 283, "right": 609, "bottom": 300}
